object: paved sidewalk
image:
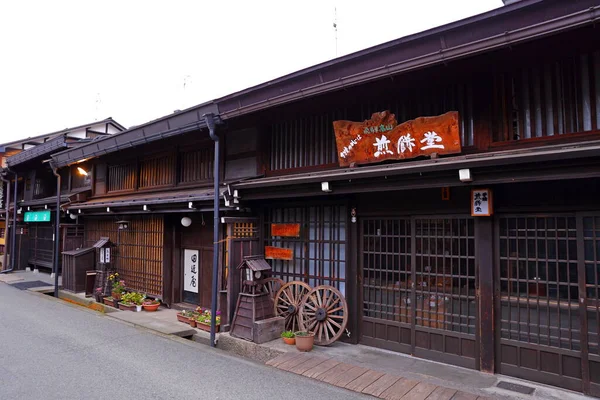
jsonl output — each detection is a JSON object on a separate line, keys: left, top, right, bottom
{"left": 267, "top": 352, "right": 488, "bottom": 400}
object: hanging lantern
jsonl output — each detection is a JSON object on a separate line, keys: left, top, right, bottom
{"left": 181, "top": 217, "right": 192, "bottom": 227}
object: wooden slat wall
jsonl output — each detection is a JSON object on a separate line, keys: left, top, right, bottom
{"left": 179, "top": 147, "right": 213, "bottom": 183}
{"left": 107, "top": 162, "right": 136, "bottom": 192}
{"left": 84, "top": 215, "right": 164, "bottom": 296}
{"left": 139, "top": 153, "right": 175, "bottom": 188}
{"left": 492, "top": 50, "right": 600, "bottom": 142}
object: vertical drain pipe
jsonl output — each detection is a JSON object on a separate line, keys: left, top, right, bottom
{"left": 205, "top": 112, "right": 220, "bottom": 348}
{"left": 50, "top": 162, "right": 61, "bottom": 297}
{"left": 0, "top": 172, "right": 12, "bottom": 272}
{"left": 1, "top": 169, "right": 18, "bottom": 274}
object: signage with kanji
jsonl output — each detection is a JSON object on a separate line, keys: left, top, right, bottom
{"left": 471, "top": 189, "right": 493, "bottom": 216}
{"left": 24, "top": 210, "right": 51, "bottom": 223}
{"left": 333, "top": 111, "right": 461, "bottom": 167}
{"left": 183, "top": 249, "right": 199, "bottom": 293}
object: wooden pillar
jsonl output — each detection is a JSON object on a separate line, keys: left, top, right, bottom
{"left": 476, "top": 217, "right": 495, "bottom": 373}
{"left": 346, "top": 202, "right": 359, "bottom": 344}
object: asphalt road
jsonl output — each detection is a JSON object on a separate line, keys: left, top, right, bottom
{"left": 0, "top": 283, "right": 368, "bottom": 400}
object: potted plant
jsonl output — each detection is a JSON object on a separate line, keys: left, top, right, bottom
{"left": 109, "top": 273, "right": 125, "bottom": 301}
{"left": 195, "top": 307, "right": 221, "bottom": 333}
{"left": 103, "top": 296, "right": 118, "bottom": 308}
{"left": 142, "top": 298, "right": 161, "bottom": 312}
{"left": 281, "top": 330, "right": 296, "bottom": 345}
{"left": 129, "top": 292, "right": 145, "bottom": 312}
{"left": 176, "top": 310, "right": 195, "bottom": 324}
{"left": 118, "top": 292, "right": 136, "bottom": 311}
{"left": 294, "top": 331, "right": 315, "bottom": 352}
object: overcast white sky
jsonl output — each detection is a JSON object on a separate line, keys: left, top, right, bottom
{"left": 0, "top": 0, "right": 502, "bottom": 142}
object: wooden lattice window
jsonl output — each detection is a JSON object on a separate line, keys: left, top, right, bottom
{"left": 492, "top": 50, "right": 600, "bottom": 142}
{"left": 84, "top": 216, "right": 164, "bottom": 296}
{"left": 269, "top": 112, "right": 342, "bottom": 171}
{"left": 179, "top": 147, "right": 213, "bottom": 184}
{"left": 232, "top": 222, "right": 257, "bottom": 238}
{"left": 264, "top": 205, "right": 347, "bottom": 294}
{"left": 108, "top": 162, "right": 136, "bottom": 192}
{"left": 139, "top": 153, "right": 175, "bottom": 189}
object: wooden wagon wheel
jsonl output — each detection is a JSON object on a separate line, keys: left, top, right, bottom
{"left": 274, "top": 281, "right": 311, "bottom": 332}
{"left": 261, "top": 277, "right": 284, "bottom": 300}
{"left": 299, "top": 285, "right": 348, "bottom": 346}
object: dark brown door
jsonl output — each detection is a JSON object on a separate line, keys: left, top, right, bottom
{"left": 360, "top": 216, "right": 478, "bottom": 369}
{"left": 495, "top": 214, "right": 599, "bottom": 395}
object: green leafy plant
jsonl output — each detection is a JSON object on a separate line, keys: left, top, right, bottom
{"left": 195, "top": 307, "right": 221, "bottom": 326}
{"left": 294, "top": 331, "right": 313, "bottom": 337}
{"left": 120, "top": 292, "right": 144, "bottom": 305}
{"left": 281, "top": 330, "right": 295, "bottom": 338}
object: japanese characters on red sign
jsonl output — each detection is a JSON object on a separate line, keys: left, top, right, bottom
{"left": 333, "top": 111, "right": 461, "bottom": 167}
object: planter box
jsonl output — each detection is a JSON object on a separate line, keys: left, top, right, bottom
{"left": 197, "top": 323, "right": 220, "bottom": 333}
{"left": 103, "top": 297, "right": 118, "bottom": 308}
{"left": 118, "top": 302, "right": 136, "bottom": 311}
{"left": 176, "top": 314, "right": 191, "bottom": 324}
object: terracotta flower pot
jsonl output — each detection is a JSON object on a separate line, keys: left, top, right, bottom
{"left": 142, "top": 302, "right": 160, "bottom": 312}
{"left": 118, "top": 302, "right": 135, "bottom": 311}
{"left": 103, "top": 297, "right": 118, "bottom": 308}
{"left": 112, "top": 292, "right": 122, "bottom": 301}
{"left": 176, "top": 313, "right": 191, "bottom": 324}
{"left": 197, "top": 322, "right": 220, "bottom": 333}
{"left": 190, "top": 319, "right": 197, "bottom": 328}
{"left": 295, "top": 332, "right": 314, "bottom": 352}
{"left": 283, "top": 337, "right": 296, "bottom": 345}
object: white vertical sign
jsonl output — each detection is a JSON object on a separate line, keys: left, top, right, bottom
{"left": 471, "top": 189, "right": 493, "bottom": 217}
{"left": 184, "top": 249, "right": 199, "bottom": 293}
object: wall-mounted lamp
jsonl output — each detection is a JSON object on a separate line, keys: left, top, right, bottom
{"left": 181, "top": 217, "right": 192, "bottom": 227}
{"left": 321, "top": 182, "right": 332, "bottom": 193}
{"left": 188, "top": 202, "right": 194, "bottom": 209}
{"left": 70, "top": 213, "right": 77, "bottom": 220}
{"left": 143, "top": 205, "right": 150, "bottom": 211}
{"left": 44, "top": 204, "right": 48, "bottom": 209}
{"left": 351, "top": 208, "right": 357, "bottom": 224}
{"left": 17, "top": 207, "right": 22, "bottom": 214}
{"left": 77, "top": 167, "right": 88, "bottom": 176}
{"left": 106, "top": 207, "right": 111, "bottom": 213}
{"left": 27, "top": 206, "right": 31, "bottom": 211}
{"left": 116, "top": 220, "right": 129, "bottom": 230}
{"left": 78, "top": 209, "right": 82, "bottom": 214}
{"left": 459, "top": 169, "right": 472, "bottom": 183}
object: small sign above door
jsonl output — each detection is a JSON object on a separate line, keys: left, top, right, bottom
{"left": 471, "top": 189, "right": 493, "bottom": 217}
{"left": 183, "top": 249, "right": 199, "bottom": 293}
{"left": 333, "top": 111, "right": 461, "bottom": 167}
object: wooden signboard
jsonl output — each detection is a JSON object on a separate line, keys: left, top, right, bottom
{"left": 333, "top": 111, "right": 461, "bottom": 167}
{"left": 265, "top": 246, "right": 294, "bottom": 261}
{"left": 271, "top": 223, "right": 301, "bottom": 237}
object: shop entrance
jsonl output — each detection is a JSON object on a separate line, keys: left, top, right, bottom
{"left": 496, "top": 214, "right": 600, "bottom": 396}
{"left": 360, "top": 216, "right": 478, "bottom": 369}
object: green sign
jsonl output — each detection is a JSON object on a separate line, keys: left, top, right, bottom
{"left": 24, "top": 210, "right": 51, "bottom": 223}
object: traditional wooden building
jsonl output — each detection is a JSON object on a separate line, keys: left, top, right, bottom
{"left": 1, "top": 118, "right": 125, "bottom": 272}
{"left": 50, "top": 0, "right": 600, "bottom": 395}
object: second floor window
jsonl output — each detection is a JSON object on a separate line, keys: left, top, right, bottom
{"left": 492, "top": 50, "right": 600, "bottom": 142}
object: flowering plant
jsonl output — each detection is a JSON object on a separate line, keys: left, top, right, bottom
{"left": 109, "top": 273, "right": 125, "bottom": 294}
{"left": 121, "top": 291, "right": 145, "bottom": 305}
{"left": 195, "top": 307, "right": 221, "bottom": 326}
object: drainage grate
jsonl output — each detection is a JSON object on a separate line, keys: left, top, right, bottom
{"left": 497, "top": 381, "right": 535, "bottom": 395}
{"left": 9, "top": 281, "right": 53, "bottom": 290}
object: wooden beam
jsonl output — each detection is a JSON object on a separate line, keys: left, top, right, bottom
{"left": 476, "top": 217, "right": 494, "bottom": 373}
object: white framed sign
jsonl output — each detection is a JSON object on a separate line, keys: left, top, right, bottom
{"left": 99, "top": 249, "right": 105, "bottom": 263}
{"left": 183, "top": 249, "right": 199, "bottom": 293}
{"left": 105, "top": 248, "right": 111, "bottom": 263}
{"left": 471, "top": 189, "right": 493, "bottom": 217}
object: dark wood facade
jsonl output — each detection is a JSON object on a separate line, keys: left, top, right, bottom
{"left": 46, "top": 11, "right": 600, "bottom": 396}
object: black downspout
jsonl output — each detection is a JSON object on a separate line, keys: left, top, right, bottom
{"left": 1, "top": 168, "right": 18, "bottom": 274}
{"left": 51, "top": 162, "right": 61, "bottom": 297}
{"left": 205, "top": 113, "right": 219, "bottom": 347}
{"left": 1, "top": 172, "right": 11, "bottom": 272}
